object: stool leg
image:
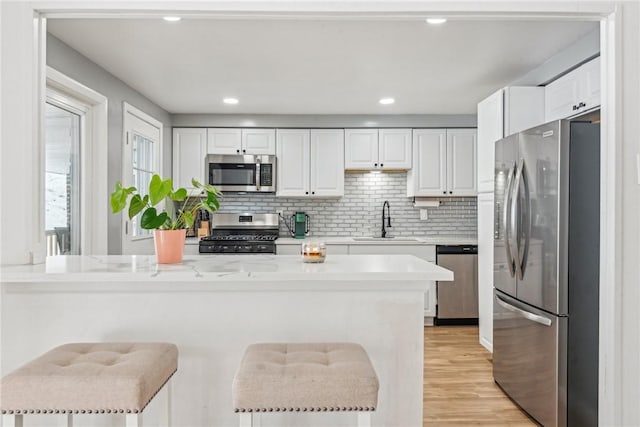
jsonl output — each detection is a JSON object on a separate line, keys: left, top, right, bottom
{"left": 357, "top": 411, "right": 371, "bottom": 427}
{"left": 126, "top": 413, "right": 142, "bottom": 427}
{"left": 166, "top": 379, "right": 172, "bottom": 427}
{"left": 2, "top": 415, "right": 23, "bottom": 427}
{"left": 239, "top": 412, "right": 253, "bottom": 427}
{"left": 67, "top": 413, "right": 73, "bottom": 427}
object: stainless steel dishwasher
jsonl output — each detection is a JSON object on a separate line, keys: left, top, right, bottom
{"left": 435, "top": 245, "right": 478, "bottom": 325}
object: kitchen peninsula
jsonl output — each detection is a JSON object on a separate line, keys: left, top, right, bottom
{"left": 1, "top": 254, "right": 452, "bottom": 427}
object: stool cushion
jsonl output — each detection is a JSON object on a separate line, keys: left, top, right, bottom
{"left": 232, "top": 342, "right": 378, "bottom": 412}
{"left": 0, "top": 342, "right": 177, "bottom": 415}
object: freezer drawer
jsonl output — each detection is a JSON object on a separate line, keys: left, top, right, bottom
{"left": 493, "top": 290, "right": 567, "bottom": 427}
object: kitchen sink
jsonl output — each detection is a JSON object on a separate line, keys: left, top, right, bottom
{"left": 352, "top": 237, "right": 419, "bottom": 242}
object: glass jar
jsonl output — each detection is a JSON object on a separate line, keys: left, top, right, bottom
{"left": 301, "top": 241, "right": 327, "bottom": 263}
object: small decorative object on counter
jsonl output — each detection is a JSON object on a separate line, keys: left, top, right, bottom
{"left": 301, "top": 241, "right": 326, "bottom": 263}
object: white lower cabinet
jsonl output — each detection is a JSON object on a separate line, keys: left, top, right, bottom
{"left": 348, "top": 244, "right": 437, "bottom": 319}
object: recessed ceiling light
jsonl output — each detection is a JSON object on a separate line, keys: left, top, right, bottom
{"left": 426, "top": 18, "right": 447, "bottom": 25}
{"left": 379, "top": 98, "right": 395, "bottom": 105}
{"left": 223, "top": 98, "right": 239, "bottom": 105}
{"left": 163, "top": 16, "right": 181, "bottom": 22}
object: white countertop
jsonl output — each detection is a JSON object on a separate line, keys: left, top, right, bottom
{"left": 186, "top": 235, "right": 477, "bottom": 246}
{"left": 274, "top": 236, "right": 478, "bottom": 245}
{"left": 1, "top": 255, "right": 453, "bottom": 288}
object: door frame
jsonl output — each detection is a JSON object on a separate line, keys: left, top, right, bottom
{"left": 4, "top": 1, "right": 628, "bottom": 425}
{"left": 46, "top": 66, "right": 109, "bottom": 255}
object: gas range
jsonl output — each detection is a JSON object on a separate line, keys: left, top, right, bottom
{"left": 199, "top": 213, "right": 279, "bottom": 254}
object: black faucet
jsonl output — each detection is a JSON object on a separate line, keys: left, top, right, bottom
{"left": 381, "top": 200, "right": 392, "bottom": 238}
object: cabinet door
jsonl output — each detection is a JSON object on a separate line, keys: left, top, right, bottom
{"left": 477, "top": 90, "right": 504, "bottom": 194}
{"left": 410, "top": 129, "right": 447, "bottom": 196}
{"left": 242, "top": 128, "right": 276, "bottom": 155}
{"left": 378, "top": 129, "right": 412, "bottom": 169}
{"left": 344, "top": 129, "right": 379, "bottom": 169}
{"left": 447, "top": 129, "right": 477, "bottom": 196}
{"left": 310, "top": 129, "right": 344, "bottom": 197}
{"left": 477, "top": 193, "right": 495, "bottom": 351}
{"left": 276, "top": 129, "right": 309, "bottom": 197}
{"left": 545, "top": 71, "right": 579, "bottom": 122}
{"left": 580, "top": 56, "right": 600, "bottom": 111}
{"left": 207, "top": 128, "right": 241, "bottom": 155}
{"left": 173, "top": 128, "right": 206, "bottom": 190}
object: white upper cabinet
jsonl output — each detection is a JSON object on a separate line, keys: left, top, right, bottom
{"left": 477, "top": 86, "right": 545, "bottom": 194}
{"left": 207, "top": 128, "right": 275, "bottom": 155}
{"left": 344, "top": 129, "right": 378, "bottom": 169}
{"left": 276, "top": 129, "right": 344, "bottom": 198}
{"left": 378, "top": 129, "right": 412, "bottom": 169}
{"left": 310, "top": 129, "right": 344, "bottom": 197}
{"left": 545, "top": 56, "right": 601, "bottom": 122}
{"left": 447, "top": 129, "right": 477, "bottom": 196}
{"left": 276, "top": 129, "right": 310, "bottom": 197}
{"left": 242, "top": 128, "right": 276, "bottom": 155}
{"left": 173, "top": 128, "right": 206, "bottom": 190}
{"left": 345, "top": 128, "right": 412, "bottom": 170}
{"left": 407, "top": 129, "right": 477, "bottom": 197}
{"left": 408, "top": 129, "right": 447, "bottom": 196}
{"left": 206, "top": 128, "right": 241, "bottom": 155}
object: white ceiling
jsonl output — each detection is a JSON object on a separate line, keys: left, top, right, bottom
{"left": 47, "top": 18, "right": 597, "bottom": 115}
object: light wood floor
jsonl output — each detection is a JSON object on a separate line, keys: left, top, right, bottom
{"left": 424, "top": 326, "right": 537, "bottom": 426}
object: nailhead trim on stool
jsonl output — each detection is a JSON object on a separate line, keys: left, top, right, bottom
{"left": 232, "top": 343, "right": 379, "bottom": 414}
{"left": 0, "top": 343, "right": 177, "bottom": 416}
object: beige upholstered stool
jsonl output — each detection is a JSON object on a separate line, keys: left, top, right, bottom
{"left": 233, "top": 343, "right": 379, "bottom": 427}
{"left": 0, "top": 342, "right": 178, "bottom": 427}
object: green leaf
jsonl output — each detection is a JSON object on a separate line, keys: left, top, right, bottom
{"left": 183, "top": 211, "right": 195, "bottom": 228}
{"left": 110, "top": 181, "right": 133, "bottom": 213}
{"left": 127, "top": 194, "right": 147, "bottom": 219}
{"left": 140, "top": 208, "right": 169, "bottom": 229}
{"left": 149, "top": 174, "right": 172, "bottom": 205}
{"left": 191, "top": 178, "right": 201, "bottom": 188}
{"left": 170, "top": 188, "right": 187, "bottom": 201}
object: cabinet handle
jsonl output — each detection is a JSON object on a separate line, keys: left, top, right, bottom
{"left": 305, "top": 191, "right": 309, "bottom": 195}
{"left": 374, "top": 163, "right": 378, "bottom": 167}
{"left": 443, "top": 191, "right": 446, "bottom": 194}
{"left": 236, "top": 149, "right": 240, "bottom": 153}
{"left": 578, "top": 102, "right": 586, "bottom": 108}
{"left": 572, "top": 105, "right": 578, "bottom": 111}
{"left": 449, "top": 191, "right": 453, "bottom": 194}
{"left": 242, "top": 149, "right": 246, "bottom": 153}
{"left": 380, "top": 163, "right": 384, "bottom": 167}
{"left": 312, "top": 191, "right": 315, "bottom": 195}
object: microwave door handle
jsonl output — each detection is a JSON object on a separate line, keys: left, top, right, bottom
{"left": 510, "top": 158, "right": 524, "bottom": 280}
{"left": 255, "top": 163, "right": 261, "bottom": 191}
{"left": 503, "top": 162, "right": 516, "bottom": 277}
{"left": 495, "top": 294, "right": 552, "bottom": 327}
{"left": 518, "top": 160, "right": 531, "bottom": 278}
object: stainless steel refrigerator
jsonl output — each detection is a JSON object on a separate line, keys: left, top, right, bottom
{"left": 493, "top": 119, "right": 600, "bottom": 427}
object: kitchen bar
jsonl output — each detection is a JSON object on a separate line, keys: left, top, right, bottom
{"left": 1, "top": 254, "right": 452, "bottom": 427}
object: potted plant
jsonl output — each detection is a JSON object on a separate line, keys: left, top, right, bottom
{"left": 110, "top": 175, "right": 221, "bottom": 263}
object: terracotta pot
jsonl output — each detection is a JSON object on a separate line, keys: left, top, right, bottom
{"left": 154, "top": 229, "right": 187, "bottom": 264}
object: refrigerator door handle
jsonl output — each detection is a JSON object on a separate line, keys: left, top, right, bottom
{"left": 502, "top": 162, "right": 516, "bottom": 277}
{"left": 512, "top": 158, "right": 531, "bottom": 280}
{"left": 495, "top": 294, "right": 552, "bottom": 327}
{"left": 509, "top": 160, "right": 521, "bottom": 279}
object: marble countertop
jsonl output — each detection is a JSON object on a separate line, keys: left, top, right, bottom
{"left": 274, "top": 236, "right": 478, "bottom": 245}
{"left": 186, "top": 236, "right": 477, "bottom": 246}
{"left": 1, "top": 255, "right": 453, "bottom": 287}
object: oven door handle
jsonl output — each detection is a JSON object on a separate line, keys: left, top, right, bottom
{"left": 255, "top": 162, "right": 261, "bottom": 191}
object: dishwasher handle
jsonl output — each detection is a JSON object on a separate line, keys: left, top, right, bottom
{"left": 436, "top": 245, "right": 477, "bottom": 255}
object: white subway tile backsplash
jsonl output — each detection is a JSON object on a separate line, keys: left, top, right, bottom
{"left": 217, "top": 172, "right": 477, "bottom": 238}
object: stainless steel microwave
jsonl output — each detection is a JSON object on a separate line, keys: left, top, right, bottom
{"left": 206, "top": 154, "right": 276, "bottom": 193}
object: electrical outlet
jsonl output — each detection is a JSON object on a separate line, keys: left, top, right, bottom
{"left": 420, "top": 209, "right": 429, "bottom": 221}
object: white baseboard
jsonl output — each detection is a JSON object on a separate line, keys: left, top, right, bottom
{"left": 424, "top": 317, "right": 434, "bottom": 326}
{"left": 480, "top": 336, "right": 493, "bottom": 353}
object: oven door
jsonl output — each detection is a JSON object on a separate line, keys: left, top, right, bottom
{"left": 207, "top": 155, "right": 275, "bottom": 192}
